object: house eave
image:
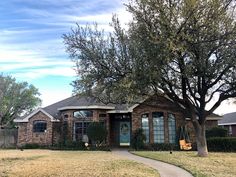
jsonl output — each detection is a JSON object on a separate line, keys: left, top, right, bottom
{"left": 57, "top": 105, "right": 115, "bottom": 111}
{"left": 107, "top": 110, "right": 131, "bottom": 113}
{"left": 218, "top": 122, "right": 236, "bottom": 126}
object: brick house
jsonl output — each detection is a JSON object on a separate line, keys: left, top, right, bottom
{"left": 14, "top": 95, "right": 221, "bottom": 147}
{"left": 218, "top": 112, "right": 236, "bottom": 136}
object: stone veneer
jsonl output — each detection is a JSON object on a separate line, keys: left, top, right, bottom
{"left": 17, "top": 112, "right": 53, "bottom": 146}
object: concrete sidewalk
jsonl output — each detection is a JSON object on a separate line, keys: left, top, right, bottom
{"left": 113, "top": 149, "right": 193, "bottom": 177}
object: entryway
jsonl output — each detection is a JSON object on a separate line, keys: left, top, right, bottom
{"left": 109, "top": 113, "right": 131, "bottom": 147}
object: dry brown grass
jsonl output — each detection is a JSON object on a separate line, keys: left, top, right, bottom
{"left": 0, "top": 150, "right": 159, "bottom": 177}
{"left": 132, "top": 151, "right": 236, "bottom": 177}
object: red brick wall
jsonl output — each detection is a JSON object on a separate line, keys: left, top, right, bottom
{"left": 205, "top": 120, "right": 218, "bottom": 129}
{"left": 232, "top": 125, "right": 236, "bottom": 136}
{"left": 132, "top": 96, "right": 185, "bottom": 144}
{"left": 17, "top": 111, "right": 53, "bottom": 146}
{"left": 60, "top": 109, "right": 110, "bottom": 143}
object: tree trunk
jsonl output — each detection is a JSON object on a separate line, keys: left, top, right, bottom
{"left": 194, "top": 123, "right": 208, "bottom": 157}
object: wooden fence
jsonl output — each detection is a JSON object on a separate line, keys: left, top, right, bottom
{"left": 0, "top": 128, "right": 18, "bottom": 148}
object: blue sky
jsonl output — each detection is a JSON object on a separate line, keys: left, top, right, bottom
{"left": 0, "top": 0, "right": 130, "bottom": 107}
{"left": 0, "top": 0, "right": 235, "bottom": 115}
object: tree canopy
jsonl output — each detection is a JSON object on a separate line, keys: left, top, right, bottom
{"left": 0, "top": 75, "right": 41, "bottom": 127}
{"left": 63, "top": 0, "right": 236, "bottom": 156}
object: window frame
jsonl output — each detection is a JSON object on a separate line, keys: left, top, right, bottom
{"left": 168, "top": 113, "right": 176, "bottom": 144}
{"left": 73, "top": 110, "right": 93, "bottom": 119}
{"left": 141, "top": 113, "right": 149, "bottom": 143}
{"left": 153, "top": 112, "right": 165, "bottom": 143}
{"left": 33, "top": 120, "right": 47, "bottom": 133}
{"left": 74, "top": 121, "right": 92, "bottom": 141}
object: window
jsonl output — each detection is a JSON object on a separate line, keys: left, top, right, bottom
{"left": 33, "top": 121, "right": 47, "bottom": 133}
{"left": 229, "top": 125, "right": 232, "bottom": 136}
{"left": 168, "top": 113, "right": 176, "bottom": 143}
{"left": 142, "top": 114, "right": 149, "bottom": 143}
{"left": 74, "top": 122, "right": 91, "bottom": 141}
{"left": 73, "top": 110, "right": 93, "bottom": 118}
{"left": 153, "top": 112, "right": 164, "bottom": 143}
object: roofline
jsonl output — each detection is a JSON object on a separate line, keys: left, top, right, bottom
{"left": 14, "top": 108, "right": 59, "bottom": 123}
{"left": 57, "top": 105, "right": 115, "bottom": 111}
{"left": 107, "top": 110, "right": 131, "bottom": 113}
{"left": 206, "top": 117, "right": 222, "bottom": 120}
{"left": 127, "top": 104, "right": 140, "bottom": 111}
{"left": 218, "top": 122, "right": 236, "bottom": 126}
{"left": 185, "top": 117, "right": 222, "bottom": 121}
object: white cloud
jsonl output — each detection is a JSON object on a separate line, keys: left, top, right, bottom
{"left": 0, "top": 0, "right": 132, "bottom": 107}
{"left": 40, "top": 89, "right": 72, "bottom": 107}
{"left": 12, "top": 67, "right": 76, "bottom": 80}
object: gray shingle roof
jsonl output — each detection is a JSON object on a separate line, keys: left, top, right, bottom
{"left": 218, "top": 112, "right": 236, "bottom": 125}
{"left": 14, "top": 96, "right": 136, "bottom": 121}
{"left": 42, "top": 96, "right": 117, "bottom": 118}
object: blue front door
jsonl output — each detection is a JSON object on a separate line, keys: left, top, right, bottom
{"left": 119, "top": 122, "right": 130, "bottom": 146}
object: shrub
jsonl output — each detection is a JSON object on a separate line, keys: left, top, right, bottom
{"left": 131, "top": 128, "right": 146, "bottom": 150}
{"left": 87, "top": 122, "right": 107, "bottom": 146}
{"left": 207, "top": 137, "right": 236, "bottom": 152}
{"left": 52, "top": 141, "right": 85, "bottom": 150}
{"left": 150, "top": 143, "right": 179, "bottom": 151}
{"left": 206, "top": 127, "right": 228, "bottom": 138}
{"left": 21, "top": 143, "right": 40, "bottom": 149}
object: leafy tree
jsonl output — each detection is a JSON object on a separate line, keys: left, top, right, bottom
{"left": 0, "top": 75, "right": 41, "bottom": 127}
{"left": 63, "top": 0, "right": 236, "bottom": 156}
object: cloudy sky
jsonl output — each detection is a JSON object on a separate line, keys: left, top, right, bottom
{"left": 0, "top": 0, "right": 235, "bottom": 115}
{"left": 0, "top": 0, "right": 130, "bottom": 107}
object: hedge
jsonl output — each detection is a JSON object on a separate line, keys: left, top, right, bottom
{"left": 207, "top": 137, "right": 236, "bottom": 152}
{"left": 149, "top": 143, "right": 179, "bottom": 151}
{"left": 206, "top": 127, "right": 228, "bottom": 138}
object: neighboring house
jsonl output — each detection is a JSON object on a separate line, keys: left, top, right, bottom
{"left": 218, "top": 112, "right": 236, "bottom": 136}
{"left": 14, "top": 95, "right": 221, "bottom": 147}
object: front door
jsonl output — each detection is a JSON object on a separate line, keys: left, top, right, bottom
{"left": 119, "top": 122, "right": 130, "bottom": 146}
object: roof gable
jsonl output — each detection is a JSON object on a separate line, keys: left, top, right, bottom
{"left": 14, "top": 108, "right": 59, "bottom": 123}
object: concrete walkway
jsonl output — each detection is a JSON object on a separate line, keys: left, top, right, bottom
{"left": 113, "top": 149, "right": 193, "bottom": 177}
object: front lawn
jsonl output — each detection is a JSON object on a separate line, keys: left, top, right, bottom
{"left": 132, "top": 151, "right": 236, "bottom": 177}
{"left": 0, "top": 150, "right": 159, "bottom": 177}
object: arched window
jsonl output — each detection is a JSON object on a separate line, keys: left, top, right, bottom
{"left": 168, "top": 113, "right": 176, "bottom": 143}
{"left": 153, "top": 112, "right": 164, "bottom": 143}
{"left": 73, "top": 110, "right": 93, "bottom": 118}
{"left": 141, "top": 114, "right": 149, "bottom": 143}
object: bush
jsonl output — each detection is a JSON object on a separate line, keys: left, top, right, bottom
{"left": 52, "top": 140, "right": 85, "bottom": 150}
{"left": 206, "top": 127, "right": 228, "bottom": 138}
{"left": 87, "top": 122, "right": 107, "bottom": 146}
{"left": 131, "top": 128, "right": 146, "bottom": 150}
{"left": 21, "top": 143, "right": 40, "bottom": 149}
{"left": 150, "top": 143, "right": 179, "bottom": 151}
{"left": 207, "top": 137, "right": 236, "bottom": 152}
